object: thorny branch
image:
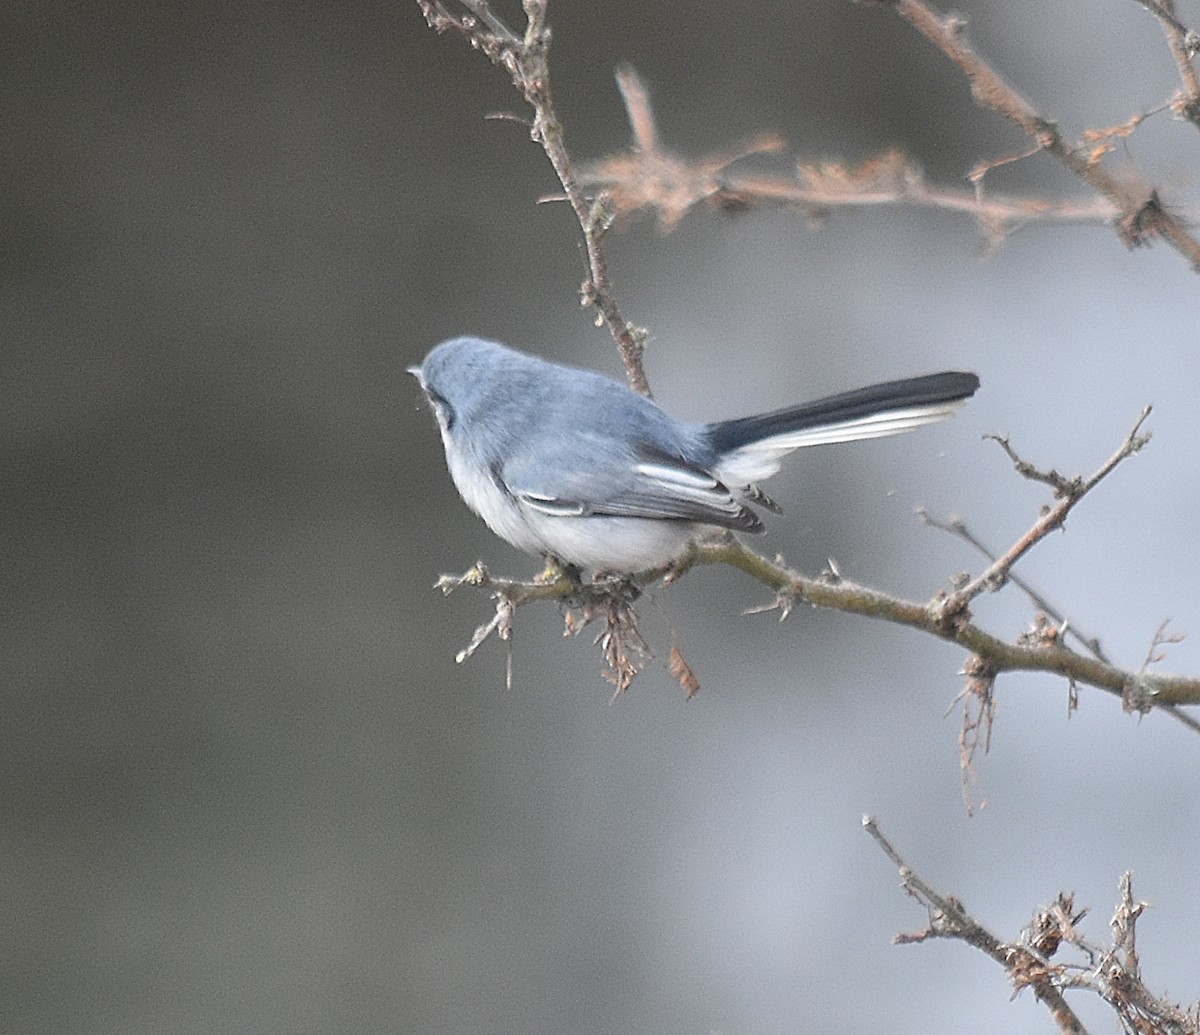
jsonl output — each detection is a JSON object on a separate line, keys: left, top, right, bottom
{"left": 917, "top": 509, "right": 1106, "bottom": 660}
{"left": 505, "top": 3, "right": 1199, "bottom": 265}
{"left": 1132, "top": 0, "right": 1200, "bottom": 128}
{"left": 918, "top": 510, "right": 1200, "bottom": 738}
{"left": 419, "top": 0, "right": 1200, "bottom": 408}
{"left": 940, "top": 408, "right": 1153, "bottom": 613}
{"left": 863, "top": 0, "right": 1200, "bottom": 271}
{"left": 436, "top": 408, "right": 1200, "bottom": 723}
{"left": 864, "top": 818, "right": 1200, "bottom": 1035}
{"left": 417, "top": 0, "right": 652, "bottom": 395}
{"left": 579, "top": 68, "right": 1119, "bottom": 251}
{"left": 437, "top": 564, "right": 661, "bottom": 696}
{"left": 566, "top": 3, "right": 1200, "bottom": 266}
{"left": 864, "top": 817, "right": 1088, "bottom": 1034}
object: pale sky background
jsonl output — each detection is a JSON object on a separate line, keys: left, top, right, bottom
{"left": 5, "top": 1, "right": 1200, "bottom": 1033}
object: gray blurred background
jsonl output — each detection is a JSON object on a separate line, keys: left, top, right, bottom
{"left": 6, "top": 1, "right": 1199, "bottom": 1032}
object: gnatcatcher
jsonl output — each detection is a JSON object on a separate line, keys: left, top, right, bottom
{"left": 410, "top": 336, "right": 979, "bottom": 573}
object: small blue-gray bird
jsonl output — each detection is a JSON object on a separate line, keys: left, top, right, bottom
{"left": 410, "top": 336, "right": 978, "bottom": 573}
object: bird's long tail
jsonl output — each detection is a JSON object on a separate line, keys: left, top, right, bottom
{"left": 707, "top": 370, "right": 980, "bottom": 483}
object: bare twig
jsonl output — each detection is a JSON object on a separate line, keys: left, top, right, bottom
{"left": 917, "top": 509, "right": 1107, "bottom": 660}
{"left": 578, "top": 68, "right": 1119, "bottom": 248}
{"left": 865, "top": 819, "right": 1200, "bottom": 1034}
{"left": 683, "top": 534, "right": 1200, "bottom": 711}
{"left": 1078, "top": 102, "right": 1178, "bottom": 168}
{"left": 559, "top": 12, "right": 1200, "bottom": 267}
{"left": 438, "top": 562, "right": 653, "bottom": 693}
{"left": 941, "top": 408, "right": 1153, "bottom": 614}
{"left": 1133, "top": 0, "right": 1200, "bottom": 128}
{"left": 1142, "top": 618, "right": 1186, "bottom": 672}
{"left": 863, "top": 817, "right": 1089, "bottom": 1034}
{"left": 1155, "top": 697, "right": 1200, "bottom": 732}
{"left": 1096, "top": 871, "right": 1200, "bottom": 1033}
{"left": 862, "top": 0, "right": 1200, "bottom": 271}
{"left": 919, "top": 510, "right": 1200, "bottom": 737}
{"left": 417, "top": 0, "right": 652, "bottom": 394}
{"left": 573, "top": 66, "right": 789, "bottom": 233}
{"left": 1136, "top": 0, "right": 1196, "bottom": 39}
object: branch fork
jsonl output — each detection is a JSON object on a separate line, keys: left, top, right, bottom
{"left": 865, "top": 817, "right": 1199, "bottom": 1034}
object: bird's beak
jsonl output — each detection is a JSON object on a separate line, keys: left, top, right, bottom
{"left": 406, "top": 364, "right": 422, "bottom": 382}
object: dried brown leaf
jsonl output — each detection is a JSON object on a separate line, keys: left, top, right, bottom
{"left": 668, "top": 640, "right": 701, "bottom": 699}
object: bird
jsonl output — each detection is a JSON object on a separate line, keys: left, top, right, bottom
{"left": 410, "top": 336, "right": 979, "bottom": 573}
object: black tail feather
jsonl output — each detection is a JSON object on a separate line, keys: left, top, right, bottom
{"left": 706, "top": 371, "right": 980, "bottom": 453}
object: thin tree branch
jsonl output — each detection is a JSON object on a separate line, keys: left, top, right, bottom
{"left": 686, "top": 536, "right": 1200, "bottom": 709}
{"left": 917, "top": 508, "right": 1108, "bottom": 661}
{"left": 417, "top": 0, "right": 652, "bottom": 395}
{"left": 1133, "top": 0, "right": 1200, "bottom": 128}
{"left": 861, "top": 0, "right": 1200, "bottom": 271}
{"left": 571, "top": 65, "right": 791, "bottom": 233}
{"left": 863, "top": 816, "right": 1089, "bottom": 1035}
{"left": 942, "top": 408, "right": 1152, "bottom": 613}
{"left": 917, "top": 509, "right": 1200, "bottom": 739}
{"left": 442, "top": 529, "right": 1200, "bottom": 706}
{"left": 577, "top": 67, "right": 1119, "bottom": 249}
{"left": 865, "top": 818, "right": 1200, "bottom": 1035}
{"left": 1136, "top": 0, "right": 1196, "bottom": 39}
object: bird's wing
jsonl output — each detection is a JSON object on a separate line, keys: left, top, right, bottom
{"left": 501, "top": 439, "right": 763, "bottom": 532}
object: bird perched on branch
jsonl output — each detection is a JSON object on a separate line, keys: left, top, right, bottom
{"left": 410, "top": 336, "right": 979, "bottom": 573}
